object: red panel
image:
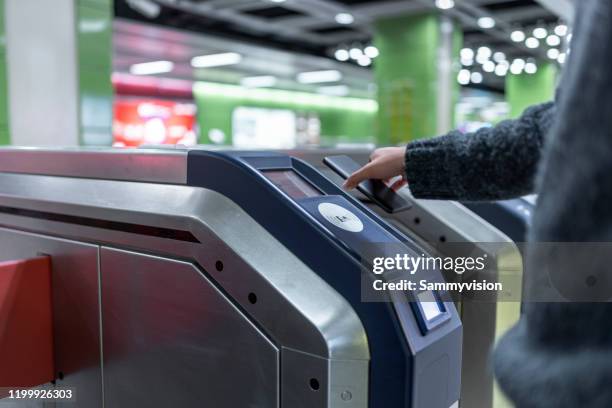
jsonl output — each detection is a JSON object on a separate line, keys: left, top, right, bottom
{"left": 113, "top": 98, "right": 198, "bottom": 147}
{"left": 112, "top": 73, "right": 194, "bottom": 99}
{"left": 0, "top": 257, "right": 54, "bottom": 389}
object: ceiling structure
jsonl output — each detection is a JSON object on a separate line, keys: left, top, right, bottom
{"left": 113, "top": 18, "right": 376, "bottom": 98}
{"left": 115, "top": 0, "right": 570, "bottom": 93}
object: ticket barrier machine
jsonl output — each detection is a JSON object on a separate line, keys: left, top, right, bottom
{"left": 463, "top": 196, "right": 535, "bottom": 243}
{"left": 0, "top": 148, "right": 461, "bottom": 408}
{"left": 291, "top": 148, "right": 522, "bottom": 408}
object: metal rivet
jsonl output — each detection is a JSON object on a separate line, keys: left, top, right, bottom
{"left": 341, "top": 390, "right": 352, "bottom": 401}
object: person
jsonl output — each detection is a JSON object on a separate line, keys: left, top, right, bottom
{"left": 345, "top": 1, "right": 612, "bottom": 406}
{"left": 343, "top": 101, "right": 554, "bottom": 201}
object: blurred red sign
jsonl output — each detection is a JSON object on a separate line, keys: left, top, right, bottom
{"left": 113, "top": 99, "right": 197, "bottom": 147}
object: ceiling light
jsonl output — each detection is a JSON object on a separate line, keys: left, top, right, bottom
{"left": 297, "top": 70, "right": 343, "bottom": 84}
{"left": 335, "top": 49, "right": 350, "bottom": 61}
{"left": 477, "top": 46, "right": 492, "bottom": 58}
{"left": 483, "top": 61, "right": 495, "bottom": 73}
{"left": 493, "top": 52, "right": 506, "bottom": 62}
{"left": 566, "top": 33, "right": 573, "bottom": 43}
{"left": 462, "top": 58, "right": 474, "bottom": 67}
{"left": 470, "top": 72, "right": 483, "bottom": 84}
{"left": 558, "top": 53, "right": 567, "bottom": 64}
{"left": 461, "top": 48, "right": 474, "bottom": 60}
{"left": 525, "top": 37, "right": 540, "bottom": 49}
{"left": 476, "top": 53, "right": 489, "bottom": 65}
{"left": 364, "top": 45, "right": 379, "bottom": 58}
{"left": 335, "top": 13, "right": 354, "bottom": 25}
{"left": 555, "top": 24, "right": 568, "bottom": 36}
{"left": 525, "top": 62, "right": 538, "bottom": 74}
{"left": 495, "top": 64, "right": 508, "bottom": 77}
{"left": 126, "top": 0, "right": 161, "bottom": 19}
{"left": 512, "top": 58, "right": 526, "bottom": 69}
{"left": 435, "top": 0, "right": 455, "bottom": 10}
{"left": 475, "top": 56, "right": 487, "bottom": 65}
{"left": 533, "top": 27, "right": 547, "bottom": 39}
{"left": 240, "top": 75, "right": 277, "bottom": 88}
{"left": 510, "top": 63, "right": 523, "bottom": 75}
{"left": 357, "top": 55, "right": 372, "bottom": 66}
{"left": 349, "top": 47, "right": 363, "bottom": 60}
{"left": 318, "top": 85, "right": 350, "bottom": 96}
{"left": 511, "top": 30, "right": 526, "bottom": 42}
{"left": 478, "top": 17, "right": 496, "bottom": 29}
{"left": 457, "top": 69, "right": 471, "bottom": 85}
{"left": 191, "top": 52, "right": 242, "bottom": 68}
{"left": 130, "top": 60, "right": 174, "bottom": 75}
{"left": 547, "top": 48, "right": 560, "bottom": 60}
{"left": 546, "top": 35, "right": 561, "bottom": 47}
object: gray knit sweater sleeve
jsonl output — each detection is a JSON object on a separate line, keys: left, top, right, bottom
{"left": 405, "top": 101, "right": 555, "bottom": 201}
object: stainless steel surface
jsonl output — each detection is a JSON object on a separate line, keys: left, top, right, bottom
{"left": 0, "top": 171, "right": 369, "bottom": 358}
{"left": 282, "top": 349, "right": 369, "bottom": 408}
{"left": 101, "top": 247, "right": 279, "bottom": 408}
{"left": 0, "top": 147, "right": 187, "bottom": 184}
{"left": 0, "top": 169, "right": 370, "bottom": 407}
{"left": 0, "top": 228, "right": 103, "bottom": 408}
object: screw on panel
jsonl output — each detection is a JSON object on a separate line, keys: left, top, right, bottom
{"left": 341, "top": 390, "right": 353, "bottom": 401}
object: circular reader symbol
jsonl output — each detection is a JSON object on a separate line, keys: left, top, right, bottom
{"left": 318, "top": 202, "right": 364, "bottom": 233}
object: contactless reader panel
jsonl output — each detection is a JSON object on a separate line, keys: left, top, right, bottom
{"left": 186, "top": 150, "right": 462, "bottom": 408}
{"left": 323, "top": 155, "right": 411, "bottom": 214}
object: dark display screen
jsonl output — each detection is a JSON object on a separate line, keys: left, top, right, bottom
{"left": 264, "top": 170, "right": 322, "bottom": 199}
{"left": 417, "top": 291, "right": 443, "bottom": 322}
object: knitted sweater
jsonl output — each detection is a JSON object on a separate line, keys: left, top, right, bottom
{"left": 405, "top": 102, "right": 555, "bottom": 201}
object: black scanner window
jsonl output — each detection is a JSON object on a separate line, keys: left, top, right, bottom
{"left": 264, "top": 170, "right": 322, "bottom": 199}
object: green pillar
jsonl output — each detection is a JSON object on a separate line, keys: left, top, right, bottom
{"left": 374, "top": 14, "right": 461, "bottom": 144}
{"left": 506, "top": 62, "right": 557, "bottom": 118}
{"left": 78, "top": 0, "right": 114, "bottom": 145}
{"left": 0, "top": 1, "right": 9, "bottom": 145}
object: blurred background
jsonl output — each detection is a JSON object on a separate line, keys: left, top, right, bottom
{"left": 0, "top": 0, "right": 573, "bottom": 149}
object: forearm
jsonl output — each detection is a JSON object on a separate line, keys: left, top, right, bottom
{"left": 405, "top": 102, "right": 555, "bottom": 201}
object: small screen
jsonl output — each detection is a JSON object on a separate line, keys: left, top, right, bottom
{"left": 417, "top": 291, "right": 443, "bottom": 322}
{"left": 264, "top": 170, "right": 322, "bottom": 199}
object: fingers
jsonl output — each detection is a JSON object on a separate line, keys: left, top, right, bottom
{"left": 343, "top": 162, "right": 375, "bottom": 190}
{"left": 389, "top": 178, "right": 408, "bottom": 191}
{"left": 343, "top": 147, "right": 407, "bottom": 190}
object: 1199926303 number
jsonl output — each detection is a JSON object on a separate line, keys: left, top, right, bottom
{"left": 3, "top": 388, "right": 75, "bottom": 401}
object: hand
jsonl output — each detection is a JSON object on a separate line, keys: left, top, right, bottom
{"left": 343, "top": 147, "right": 407, "bottom": 190}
